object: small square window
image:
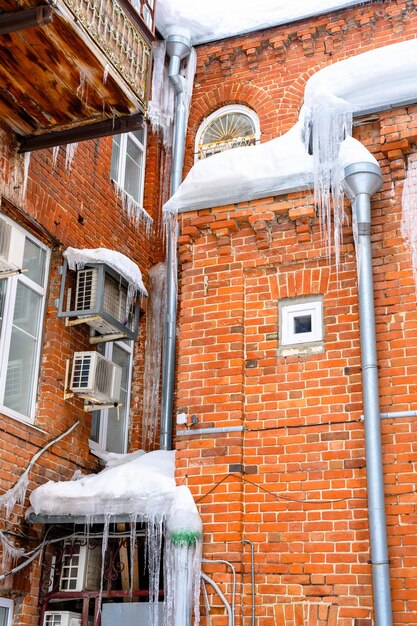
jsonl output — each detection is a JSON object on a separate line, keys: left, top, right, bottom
{"left": 279, "top": 297, "right": 323, "bottom": 353}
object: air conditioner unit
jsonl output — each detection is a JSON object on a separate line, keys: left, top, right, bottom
{"left": 0, "top": 216, "right": 25, "bottom": 274}
{"left": 58, "top": 261, "right": 141, "bottom": 341}
{"left": 43, "top": 611, "right": 92, "bottom": 626}
{"left": 59, "top": 541, "right": 101, "bottom": 592}
{"left": 70, "top": 352, "right": 122, "bottom": 404}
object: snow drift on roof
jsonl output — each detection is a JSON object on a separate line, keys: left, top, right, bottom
{"left": 64, "top": 247, "right": 147, "bottom": 296}
{"left": 156, "top": 0, "right": 368, "bottom": 45}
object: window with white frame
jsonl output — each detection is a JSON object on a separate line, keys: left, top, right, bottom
{"left": 110, "top": 128, "right": 146, "bottom": 206}
{"left": 0, "top": 598, "right": 13, "bottom": 626}
{"left": 195, "top": 104, "right": 260, "bottom": 161}
{"left": 279, "top": 296, "right": 323, "bottom": 350}
{"left": 90, "top": 340, "right": 133, "bottom": 453}
{"left": 0, "top": 216, "right": 50, "bottom": 423}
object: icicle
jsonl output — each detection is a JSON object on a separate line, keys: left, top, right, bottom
{"left": 304, "top": 96, "right": 354, "bottom": 271}
{"left": 0, "top": 531, "right": 25, "bottom": 569}
{"left": 96, "top": 514, "right": 111, "bottom": 620}
{"left": 65, "top": 143, "right": 78, "bottom": 171}
{"left": 112, "top": 180, "right": 153, "bottom": 234}
{"left": 146, "top": 513, "right": 164, "bottom": 626}
{"left": 22, "top": 152, "right": 31, "bottom": 199}
{"left": 129, "top": 514, "right": 137, "bottom": 597}
{"left": 165, "top": 486, "right": 203, "bottom": 626}
{"left": 402, "top": 150, "right": 417, "bottom": 300}
{"left": 142, "top": 263, "right": 167, "bottom": 449}
{"left": 148, "top": 41, "right": 175, "bottom": 148}
{"left": 52, "top": 146, "right": 60, "bottom": 169}
{"left": 0, "top": 469, "right": 29, "bottom": 519}
{"left": 103, "top": 63, "right": 110, "bottom": 85}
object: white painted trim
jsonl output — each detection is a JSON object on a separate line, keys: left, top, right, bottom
{"left": 0, "top": 213, "right": 50, "bottom": 423}
{"left": 0, "top": 597, "right": 14, "bottom": 626}
{"left": 280, "top": 297, "right": 323, "bottom": 347}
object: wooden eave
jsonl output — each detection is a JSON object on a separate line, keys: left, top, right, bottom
{"left": 0, "top": 0, "right": 153, "bottom": 149}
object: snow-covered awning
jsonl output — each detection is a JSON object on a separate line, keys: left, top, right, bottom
{"left": 163, "top": 39, "right": 417, "bottom": 214}
{"left": 63, "top": 247, "right": 147, "bottom": 296}
{"left": 28, "top": 450, "right": 200, "bottom": 537}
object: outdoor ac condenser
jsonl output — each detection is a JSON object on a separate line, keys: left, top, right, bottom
{"left": 0, "top": 216, "right": 25, "bottom": 274}
{"left": 43, "top": 611, "right": 91, "bottom": 626}
{"left": 70, "top": 351, "right": 122, "bottom": 404}
{"left": 75, "top": 267, "right": 133, "bottom": 336}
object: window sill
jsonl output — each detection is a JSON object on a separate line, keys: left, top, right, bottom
{"left": 278, "top": 342, "right": 324, "bottom": 358}
{"left": 0, "top": 405, "right": 47, "bottom": 434}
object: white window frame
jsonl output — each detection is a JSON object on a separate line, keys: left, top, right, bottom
{"left": 194, "top": 104, "right": 261, "bottom": 162}
{"left": 280, "top": 297, "right": 323, "bottom": 347}
{"left": 90, "top": 339, "right": 133, "bottom": 453}
{"left": 0, "top": 598, "right": 14, "bottom": 626}
{"left": 111, "top": 129, "right": 147, "bottom": 208}
{"left": 0, "top": 215, "right": 50, "bottom": 424}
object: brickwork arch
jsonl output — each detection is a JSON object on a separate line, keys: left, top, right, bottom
{"left": 185, "top": 82, "right": 279, "bottom": 172}
{"left": 275, "top": 63, "right": 328, "bottom": 132}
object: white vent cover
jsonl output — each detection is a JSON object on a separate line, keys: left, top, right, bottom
{"left": 0, "top": 216, "right": 25, "bottom": 273}
{"left": 70, "top": 352, "right": 122, "bottom": 404}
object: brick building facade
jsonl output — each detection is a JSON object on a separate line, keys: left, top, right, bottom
{"left": 174, "top": 1, "right": 417, "bottom": 624}
{"left": 1, "top": 0, "right": 417, "bottom": 625}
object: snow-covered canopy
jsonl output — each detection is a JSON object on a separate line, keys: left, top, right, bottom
{"left": 156, "top": 0, "right": 367, "bottom": 45}
{"left": 29, "top": 450, "right": 200, "bottom": 536}
{"left": 164, "top": 39, "right": 417, "bottom": 214}
{"left": 63, "top": 247, "right": 147, "bottom": 296}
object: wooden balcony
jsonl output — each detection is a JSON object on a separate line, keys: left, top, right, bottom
{"left": 0, "top": 0, "right": 155, "bottom": 151}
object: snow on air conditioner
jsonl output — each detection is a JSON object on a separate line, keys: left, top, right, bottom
{"left": 69, "top": 352, "right": 122, "bottom": 405}
{"left": 0, "top": 215, "right": 25, "bottom": 276}
{"left": 58, "top": 249, "right": 146, "bottom": 343}
{"left": 43, "top": 611, "right": 92, "bottom": 626}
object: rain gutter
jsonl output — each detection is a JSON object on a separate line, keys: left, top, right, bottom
{"left": 160, "top": 34, "right": 192, "bottom": 451}
{"left": 342, "top": 162, "right": 393, "bottom": 626}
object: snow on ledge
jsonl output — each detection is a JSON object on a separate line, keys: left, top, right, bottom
{"left": 156, "top": 0, "right": 368, "bottom": 45}
{"left": 63, "top": 247, "right": 147, "bottom": 296}
{"left": 29, "top": 450, "right": 199, "bottom": 531}
{"left": 163, "top": 39, "right": 417, "bottom": 215}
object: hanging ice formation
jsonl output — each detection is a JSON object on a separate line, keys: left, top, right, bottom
{"left": 28, "top": 450, "right": 203, "bottom": 626}
{"left": 22, "top": 152, "right": 31, "bottom": 199}
{"left": 302, "top": 97, "right": 354, "bottom": 268}
{"left": 65, "top": 142, "right": 78, "bottom": 170}
{"left": 402, "top": 151, "right": 417, "bottom": 300}
{"left": 112, "top": 180, "right": 153, "bottom": 234}
{"left": 142, "top": 262, "right": 167, "bottom": 449}
{"left": 148, "top": 41, "right": 175, "bottom": 149}
{"left": 52, "top": 145, "right": 60, "bottom": 169}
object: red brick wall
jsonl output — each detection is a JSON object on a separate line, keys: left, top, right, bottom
{"left": 176, "top": 1, "right": 417, "bottom": 624}
{"left": 0, "top": 124, "right": 163, "bottom": 623}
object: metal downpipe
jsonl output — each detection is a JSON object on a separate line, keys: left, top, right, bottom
{"left": 342, "top": 162, "right": 393, "bottom": 626}
{"left": 160, "top": 34, "right": 191, "bottom": 451}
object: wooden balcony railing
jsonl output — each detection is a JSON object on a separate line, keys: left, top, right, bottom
{"left": 60, "top": 0, "right": 153, "bottom": 108}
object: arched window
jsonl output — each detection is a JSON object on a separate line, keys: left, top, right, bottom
{"left": 195, "top": 105, "right": 260, "bottom": 160}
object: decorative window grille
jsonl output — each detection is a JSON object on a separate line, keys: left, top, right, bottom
{"left": 196, "top": 105, "right": 260, "bottom": 160}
